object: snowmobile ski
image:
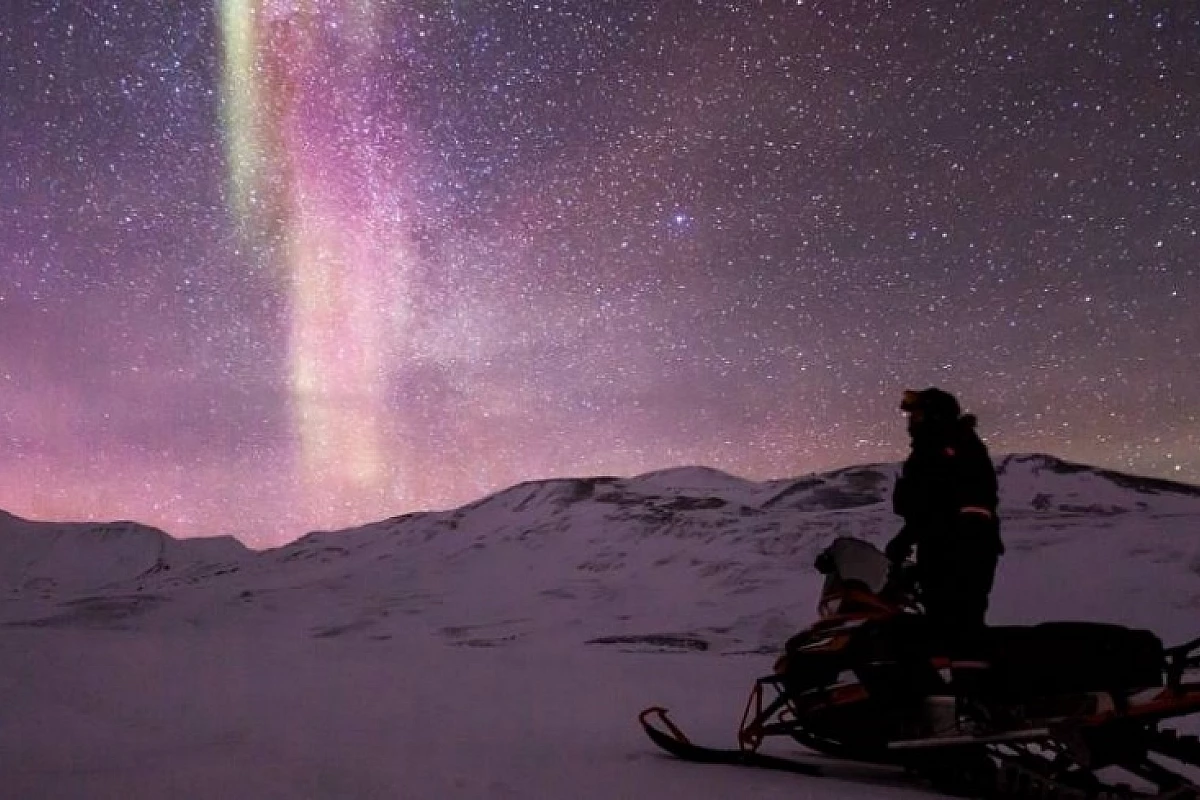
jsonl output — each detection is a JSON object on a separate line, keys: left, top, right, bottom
{"left": 638, "top": 707, "right": 824, "bottom": 775}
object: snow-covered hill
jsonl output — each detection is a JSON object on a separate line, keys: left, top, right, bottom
{"left": 0, "top": 510, "right": 249, "bottom": 595}
{"left": 1, "top": 454, "right": 1198, "bottom": 798}
{"left": 3, "top": 454, "right": 1199, "bottom": 646}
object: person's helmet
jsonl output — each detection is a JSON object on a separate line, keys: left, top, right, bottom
{"left": 899, "top": 387, "right": 961, "bottom": 422}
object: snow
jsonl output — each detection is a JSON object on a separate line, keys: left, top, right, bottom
{"left": 1, "top": 453, "right": 1199, "bottom": 798}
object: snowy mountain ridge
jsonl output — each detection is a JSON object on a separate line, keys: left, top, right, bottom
{"left": 2, "top": 452, "right": 1199, "bottom": 653}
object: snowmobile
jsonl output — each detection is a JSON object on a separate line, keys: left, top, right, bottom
{"left": 640, "top": 537, "right": 1200, "bottom": 799}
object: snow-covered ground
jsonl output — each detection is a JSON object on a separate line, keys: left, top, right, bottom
{"left": 2, "top": 453, "right": 1199, "bottom": 799}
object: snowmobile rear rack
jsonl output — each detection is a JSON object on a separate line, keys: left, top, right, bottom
{"left": 1165, "top": 635, "right": 1200, "bottom": 689}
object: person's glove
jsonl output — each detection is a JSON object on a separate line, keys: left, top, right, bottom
{"left": 884, "top": 531, "right": 914, "bottom": 564}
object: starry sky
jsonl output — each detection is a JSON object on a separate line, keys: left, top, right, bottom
{"left": 2, "top": 1, "right": 1198, "bottom": 547}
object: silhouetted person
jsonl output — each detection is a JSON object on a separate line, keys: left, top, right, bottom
{"left": 885, "top": 388, "right": 1003, "bottom": 640}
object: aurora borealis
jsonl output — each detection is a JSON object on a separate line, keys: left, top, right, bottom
{"left": 2, "top": 2, "right": 1198, "bottom": 547}
{"left": 219, "top": 0, "right": 417, "bottom": 525}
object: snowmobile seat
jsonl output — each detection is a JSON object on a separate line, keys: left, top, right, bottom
{"left": 975, "top": 622, "right": 1165, "bottom": 700}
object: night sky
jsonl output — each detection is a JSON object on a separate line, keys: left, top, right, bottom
{"left": 2, "top": 1, "right": 1198, "bottom": 547}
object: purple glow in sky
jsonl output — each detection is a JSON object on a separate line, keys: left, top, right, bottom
{"left": 2, "top": 2, "right": 1198, "bottom": 546}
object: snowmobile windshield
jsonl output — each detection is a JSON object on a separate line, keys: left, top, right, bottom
{"left": 815, "top": 538, "right": 892, "bottom": 617}
{"left": 818, "top": 537, "right": 891, "bottom": 593}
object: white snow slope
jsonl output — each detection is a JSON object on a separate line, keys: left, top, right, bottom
{"left": 1, "top": 453, "right": 1199, "bottom": 799}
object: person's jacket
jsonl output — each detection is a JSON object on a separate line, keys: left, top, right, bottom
{"left": 892, "top": 415, "right": 1002, "bottom": 553}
